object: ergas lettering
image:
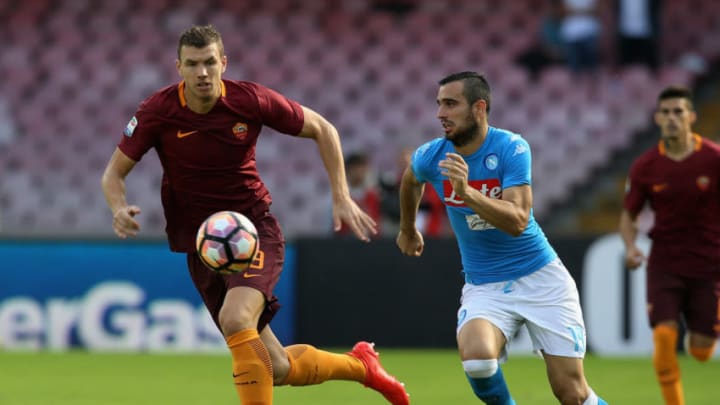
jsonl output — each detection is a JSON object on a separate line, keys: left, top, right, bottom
{"left": 0, "top": 282, "right": 226, "bottom": 352}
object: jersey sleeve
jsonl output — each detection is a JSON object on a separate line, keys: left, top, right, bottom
{"left": 117, "top": 103, "right": 160, "bottom": 162}
{"left": 501, "top": 136, "right": 531, "bottom": 188}
{"left": 411, "top": 142, "right": 435, "bottom": 183}
{"left": 251, "top": 83, "right": 305, "bottom": 136}
{"left": 623, "top": 160, "right": 647, "bottom": 215}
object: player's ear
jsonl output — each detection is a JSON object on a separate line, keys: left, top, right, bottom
{"left": 176, "top": 59, "right": 182, "bottom": 76}
{"left": 221, "top": 55, "right": 228, "bottom": 73}
{"left": 473, "top": 99, "right": 487, "bottom": 118}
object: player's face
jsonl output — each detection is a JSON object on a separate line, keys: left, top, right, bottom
{"left": 176, "top": 43, "right": 227, "bottom": 103}
{"left": 347, "top": 163, "right": 369, "bottom": 186}
{"left": 655, "top": 98, "right": 696, "bottom": 141}
{"left": 436, "top": 81, "right": 481, "bottom": 147}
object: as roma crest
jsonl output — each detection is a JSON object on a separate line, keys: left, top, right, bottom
{"left": 696, "top": 175, "right": 710, "bottom": 191}
{"left": 232, "top": 122, "right": 248, "bottom": 139}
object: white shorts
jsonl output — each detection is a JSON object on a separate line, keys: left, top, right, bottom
{"left": 456, "top": 259, "right": 587, "bottom": 359}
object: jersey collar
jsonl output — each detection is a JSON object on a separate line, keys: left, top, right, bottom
{"left": 658, "top": 133, "right": 702, "bottom": 156}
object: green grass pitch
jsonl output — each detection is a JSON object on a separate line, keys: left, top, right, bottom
{"left": 0, "top": 349, "right": 716, "bottom": 404}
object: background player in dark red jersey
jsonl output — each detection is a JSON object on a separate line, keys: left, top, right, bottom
{"left": 101, "top": 25, "right": 409, "bottom": 405}
{"left": 619, "top": 86, "right": 720, "bottom": 405}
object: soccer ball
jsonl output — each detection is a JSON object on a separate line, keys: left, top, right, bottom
{"left": 195, "top": 211, "right": 259, "bottom": 274}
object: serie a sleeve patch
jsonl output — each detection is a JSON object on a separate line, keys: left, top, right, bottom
{"left": 124, "top": 116, "right": 138, "bottom": 137}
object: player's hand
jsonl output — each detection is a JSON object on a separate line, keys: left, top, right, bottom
{"left": 624, "top": 245, "right": 646, "bottom": 270}
{"left": 112, "top": 205, "right": 142, "bottom": 239}
{"left": 332, "top": 197, "right": 377, "bottom": 242}
{"left": 396, "top": 228, "right": 424, "bottom": 256}
{"left": 439, "top": 152, "right": 469, "bottom": 197}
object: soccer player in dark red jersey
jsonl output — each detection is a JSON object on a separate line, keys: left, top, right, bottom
{"left": 620, "top": 86, "right": 720, "bottom": 405}
{"left": 101, "top": 25, "right": 409, "bottom": 405}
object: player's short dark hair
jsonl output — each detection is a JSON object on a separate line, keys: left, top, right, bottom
{"left": 439, "top": 71, "right": 491, "bottom": 113}
{"left": 345, "top": 152, "right": 370, "bottom": 169}
{"left": 657, "top": 86, "right": 694, "bottom": 110}
{"left": 177, "top": 25, "right": 224, "bottom": 59}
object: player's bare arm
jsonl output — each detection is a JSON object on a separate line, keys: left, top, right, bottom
{"left": 618, "top": 209, "right": 646, "bottom": 269}
{"left": 101, "top": 148, "right": 142, "bottom": 239}
{"left": 439, "top": 152, "right": 530, "bottom": 236}
{"left": 396, "top": 166, "right": 425, "bottom": 256}
{"left": 296, "top": 106, "right": 377, "bottom": 241}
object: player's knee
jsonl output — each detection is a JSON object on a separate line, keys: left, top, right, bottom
{"left": 688, "top": 344, "right": 716, "bottom": 362}
{"left": 463, "top": 359, "right": 498, "bottom": 379}
{"left": 218, "top": 317, "right": 254, "bottom": 336}
{"left": 218, "top": 307, "right": 257, "bottom": 336}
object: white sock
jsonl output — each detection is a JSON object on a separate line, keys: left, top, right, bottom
{"left": 582, "top": 388, "right": 598, "bottom": 405}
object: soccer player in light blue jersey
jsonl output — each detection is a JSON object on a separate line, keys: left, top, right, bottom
{"left": 396, "top": 71, "right": 608, "bottom": 405}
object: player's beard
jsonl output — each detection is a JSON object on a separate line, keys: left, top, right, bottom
{"left": 445, "top": 114, "right": 479, "bottom": 148}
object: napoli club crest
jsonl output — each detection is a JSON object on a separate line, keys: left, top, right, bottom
{"left": 484, "top": 154, "right": 498, "bottom": 170}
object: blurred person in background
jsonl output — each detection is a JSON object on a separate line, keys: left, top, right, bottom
{"left": 619, "top": 86, "right": 719, "bottom": 405}
{"left": 101, "top": 24, "right": 408, "bottom": 405}
{"left": 396, "top": 71, "right": 608, "bottom": 405}
{"left": 614, "top": 0, "right": 662, "bottom": 72}
{"left": 560, "top": 0, "right": 601, "bottom": 76}
{"left": 337, "top": 151, "right": 383, "bottom": 237}
{"left": 515, "top": 0, "right": 567, "bottom": 80}
{"left": 380, "top": 146, "right": 448, "bottom": 237}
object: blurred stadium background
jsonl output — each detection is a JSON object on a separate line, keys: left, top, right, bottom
{"left": 2, "top": 0, "right": 719, "bottom": 237}
{"left": 1, "top": 0, "right": 719, "bottom": 403}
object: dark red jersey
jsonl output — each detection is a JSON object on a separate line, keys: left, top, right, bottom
{"left": 118, "top": 80, "right": 304, "bottom": 252}
{"left": 624, "top": 135, "right": 720, "bottom": 279}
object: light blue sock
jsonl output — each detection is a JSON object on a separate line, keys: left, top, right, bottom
{"left": 465, "top": 367, "right": 516, "bottom": 405}
{"left": 597, "top": 398, "right": 608, "bottom": 405}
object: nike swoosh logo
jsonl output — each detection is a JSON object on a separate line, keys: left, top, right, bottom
{"left": 232, "top": 371, "right": 249, "bottom": 378}
{"left": 177, "top": 130, "right": 198, "bottom": 138}
{"left": 243, "top": 273, "right": 261, "bottom": 278}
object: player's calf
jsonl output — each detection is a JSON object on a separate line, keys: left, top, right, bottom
{"left": 654, "top": 325, "right": 684, "bottom": 404}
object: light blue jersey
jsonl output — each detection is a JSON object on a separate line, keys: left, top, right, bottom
{"left": 411, "top": 126, "right": 557, "bottom": 284}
